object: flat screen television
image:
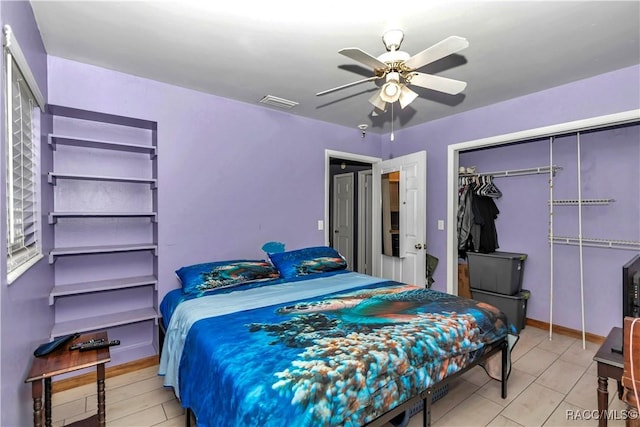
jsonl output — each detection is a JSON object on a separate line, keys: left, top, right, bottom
{"left": 623, "top": 254, "right": 640, "bottom": 322}
{"left": 614, "top": 254, "right": 640, "bottom": 354}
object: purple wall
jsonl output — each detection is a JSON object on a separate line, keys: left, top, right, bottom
{"left": 46, "top": 56, "right": 383, "bottom": 303}
{"left": 387, "top": 65, "right": 640, "bottom": 336}
{"left": 0, "top": 1, "right": 53, "bottom": 425}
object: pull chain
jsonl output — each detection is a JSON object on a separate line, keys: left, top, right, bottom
{"left": 390, "top": 102, "right": 395, "bottom": 142}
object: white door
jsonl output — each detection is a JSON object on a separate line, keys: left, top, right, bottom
{"left": 372, "top": 151, "right": 427, "bottom": 285}
{"left": 333, "top": 172, "right": 354, "bottom": 269}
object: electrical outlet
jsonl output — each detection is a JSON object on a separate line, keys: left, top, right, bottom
{"left": 437, "top": 220, "right": 445, "bottom": 230}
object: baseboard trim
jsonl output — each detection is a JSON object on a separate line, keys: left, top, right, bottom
{"left": 525, "top": 318, "right": 605, "bottom": 344}
{"left": 52, "top": 355, "right": 159, "bottom": 393}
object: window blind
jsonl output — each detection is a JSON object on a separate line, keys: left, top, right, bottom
{"left": 6, "top": 56, "right": 40, "bottom": 274}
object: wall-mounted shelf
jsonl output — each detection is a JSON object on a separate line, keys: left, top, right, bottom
{"left": 48, "top": 172, "right": 157, "bottom": 188}
{"left": 49, "top": 243, "right": 157, "bottom": 264}
{"left": 48, "top": 211, "right": 157, "bottom": 224}
{"left": 49, "top": 275, "right": 158, "bottom": 305}
{"left": 47, "top": 104, "right": 159, "bottom": 367}
{"left": 48, "top": 134, "right": 156, "bottom": 158}
{"left": 550, "top": 236, "right": 640, "bottom": 251}
{"left": 51, "top": 307, "right": 159, "bottom": 338}
{"left": 549, "top": 198, "right": 615, "bottom": 206}
{"left": 460, "top": 165, "right": 563, "bottom": 178}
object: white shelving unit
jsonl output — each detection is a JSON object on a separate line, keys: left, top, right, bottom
{"left": 550, "top": 198, "right": 615, "bottom": 206}
{"left": 47, "top": 105, "right": 159, "bottom": 366}
{"left": 548, "top": 131, "right": 640, "bottom": 349}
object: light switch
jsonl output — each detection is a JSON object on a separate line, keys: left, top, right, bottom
{"left": 317, "top": 220, "right": 324, "bottom": 231}
{"left": 437, "top": 220, "right": 445, "bottom": 230}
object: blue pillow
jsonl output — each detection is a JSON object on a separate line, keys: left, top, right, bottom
{"left": 176, "top": 260, "right": 280, "bottom": 295}
{"left": 268, "top": 246, "right": 347, "bottom": 279}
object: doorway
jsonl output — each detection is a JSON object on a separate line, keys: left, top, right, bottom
{"left": 325, "top": 150, "right": 380, "bottom": 274}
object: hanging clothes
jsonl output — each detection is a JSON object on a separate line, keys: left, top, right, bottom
{"left": 471, "top": 189, "right": 500, "bottom": 253}
{"left": 457, "top": 180, "right": 474, "bottom": 252}
{"left": 457, "top": 174, "right": 501, "bottom": 256}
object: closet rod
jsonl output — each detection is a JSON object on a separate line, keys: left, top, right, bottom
{"left": 462, "top": 165, "right": 563, "bottom": 178}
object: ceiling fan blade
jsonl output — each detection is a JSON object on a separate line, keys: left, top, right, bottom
{"left": 403, "top": 36, "right": 469, "bottom": 71}
{"left": 339, "top": 48, "right": 389, "bottom": 72}
{"left": 399, "top": 85, "right": 419, "bottom": 109}
{"left": 316, "top": 75, "right": 380, "bottom": 96}
{"left": 368, "top": 88, "right": 386, "bottom": 111}
{"left": 407, "top": 72, "right": 467, "bottom": 95}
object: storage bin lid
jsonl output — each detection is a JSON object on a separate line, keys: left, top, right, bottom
{"left": 467, "top": 251, "right": 527, "bottom": 261}
{"left": 470, "top": 288, "right": 530, "bottom": 300}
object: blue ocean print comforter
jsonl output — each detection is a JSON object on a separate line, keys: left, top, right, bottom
{"left": 159, "top": 272, "right": 513, "bottom": 427}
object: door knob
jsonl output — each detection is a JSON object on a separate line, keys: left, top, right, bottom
{"left": 415, "top": 243, "right": 423, "bottom": 249}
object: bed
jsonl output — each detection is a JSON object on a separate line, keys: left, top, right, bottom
{"left": 158, "top": 246, "right": 518, "bottom": 427}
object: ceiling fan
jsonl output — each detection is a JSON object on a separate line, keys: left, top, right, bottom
{"left": 317, "top": 29, "right": 469, "bottom": 114}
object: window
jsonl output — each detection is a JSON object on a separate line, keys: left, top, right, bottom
{"left": 4, "top": 25, "right": 44, "bottom": 283}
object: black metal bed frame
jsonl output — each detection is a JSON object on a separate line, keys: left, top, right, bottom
{"left": 163, "top": 316, "right": 509, "bottom": 427}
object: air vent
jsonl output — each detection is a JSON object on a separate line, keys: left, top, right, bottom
{"left": 259, "top": 95, "right": 299, "bottom": 109}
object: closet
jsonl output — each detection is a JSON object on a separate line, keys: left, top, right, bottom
{"left": 447, "top": 110, "right": 640, "bottom": 342}
{"left": 548, "top": 127, "right": 640, "bottom": 347}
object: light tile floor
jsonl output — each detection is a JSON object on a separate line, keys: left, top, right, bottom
{"left": 51, "top": 325, "right": 635, "bottom": 426}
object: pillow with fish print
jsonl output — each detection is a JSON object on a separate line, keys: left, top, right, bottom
{"left": 268, "top": 246, "right": 347, "bottom": 279}
{"left": 176, "top": 260, "right": 280, "bottom": 295}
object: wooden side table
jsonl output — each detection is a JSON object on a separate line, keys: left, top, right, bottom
{"left": 593, "top": 327, "right": 624, "bottom": 427}
{"left": 25, "top": 331, "right": 111, "bottom": 427}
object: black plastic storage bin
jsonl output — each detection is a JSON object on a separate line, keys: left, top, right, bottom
{"left": 470, "top": 289, "right": 530, "bottom": 333}
{"left": 467, "top": 251, "right": 527, "bottom": 295}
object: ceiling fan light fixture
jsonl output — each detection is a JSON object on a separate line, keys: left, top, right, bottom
{"left": 319, "top": 30, "right": 469, "bottom": 122}
{"left": 380, "top": 82, "right": 401, "bottom": 102}
{"left": 380, "top": 72, "right": 402, "bottom": 103}
{"left": 368, "top": 89, "right": 387, "bottom": 111}
{"left": 399, "top": 85, "right": 419, "bottom": 109}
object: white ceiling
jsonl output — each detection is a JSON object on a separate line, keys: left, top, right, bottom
{"left": 30, "top": 1, "right": 640, "bottom": 134}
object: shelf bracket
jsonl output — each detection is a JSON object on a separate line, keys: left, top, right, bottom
{"left": 48, "top": 135, "right": 57, "bottom": 151}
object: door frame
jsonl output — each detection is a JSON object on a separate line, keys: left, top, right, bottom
{"left": 357, "top": 169, "right": 373, "bottom": 274}
{"left": 324, "top": 150, "right": 381, "bottom": 247}
{"left": 446, "top": 109, "right": 639, "bottom": 295}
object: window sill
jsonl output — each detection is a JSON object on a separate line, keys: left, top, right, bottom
{"left": 7, "top": 253, "right": 44, "bottom": 285}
